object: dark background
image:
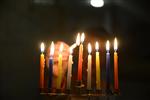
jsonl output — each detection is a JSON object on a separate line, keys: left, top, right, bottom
{"left": 1, "top": 0, "right": 150, "bottom": 100}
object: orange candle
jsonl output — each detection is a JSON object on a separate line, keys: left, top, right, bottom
{"left": 40, "top": 42, "right": 45, "bottom": 89}
{"left": 114, "top": 38, "right": 119, "bottom": 90}
{"left": 77, "top": 33, "right": 85, "bottom": 81}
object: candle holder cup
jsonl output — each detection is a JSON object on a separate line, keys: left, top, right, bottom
{"left": 75, "top": 80, "right": 85, "bottom": 95}
{"left": 40, "top": 88, "right": 45, "bottom": 93}
{"left": 113, "top": 89, "right": 120, "bottom": 95}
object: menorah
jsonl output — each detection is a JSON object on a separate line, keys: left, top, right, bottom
{"left": 39, "top": 33, "right": 120, "bottom": 96}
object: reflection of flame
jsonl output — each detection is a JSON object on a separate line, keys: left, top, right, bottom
{"left": 114, "top": 37, "right": 118, "bottom": 51}
{"left": 81, "top": 32, "right": 85, "bottom": 43}
{"left": 95, "top": 41, "right": 99, "bottom": 50}
{"left": 106, "top": 40, "right": 110, "bottom": 51}
{"left": 88, "top": 43, "right": 92, "bottom": 54}
{"left": 59, "top": 43, "right": 64, "bottom": 53}
{"left": 41, "top": 42, "right": 45, "bottom": 52}
{"left": 50, "top": 41, "right": 55, "bottom": 56}
{"left": 76, "top": 33, "right": 80, "bottom": 46}
{"left": 69, "top": 47, "right": 73, "bottom": 54}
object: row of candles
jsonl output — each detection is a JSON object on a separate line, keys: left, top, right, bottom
{"left": 40, "top": 33, "right": 119, "bottom": 91}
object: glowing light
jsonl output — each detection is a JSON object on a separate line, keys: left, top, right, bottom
{"left": 41, "top": 42, "right": 45, "bottom": 53}
{"left": 50, "top": 41, "right": 55, "bottom": 56}
{"left": 106, "top": 40, "right": 110, "bottom": 51}
{"left": 114, "top": 37, "right": 118, "bottom": 51}
{"left": 69, "top": 47, "right": 73, "bottom": 54}
{"left": 70, "top": 43, "right": 77, "bottom": 49}
{"left": 90, "top": 0, "right": 104, "bottom": 8}
{"left": 95, "top": 41, "right": 99, "bottom": 50}
{"left": 88, "top": 43, "right": 92, "bottom": 54}
{"left": 76, "top": 33, "right": 80, "bottom": 46}
{"left": 81, "top": 33, "right": 85, "bottom": 43}
{"left": 59, "top": 43, "right": 64, "bottom": 53}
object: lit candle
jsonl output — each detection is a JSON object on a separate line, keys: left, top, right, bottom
{"left": 70, "top": 43, "right": 77, "bottom": 50}
{"left": 67, "top": 47, "right": 73, "bottom": 90}
{"left": 106, "top": 40, "right": 110, "bottom": 90}
{"left": 48, "top": 41, "right": 54, "bottom": 89}
{"left": 78, "top": 33, "right": 85, "bottom": 81}
{"left": 56, "top": 43, "right": 63, "bottom": 89}
{"left": 40, "top": 42, "right": 45, "bottom": 89}
{"left": 95, "top": 41, "right": 101, "bottom": 90}
{"left": 87, "top": 43, "right": 92, "bottom": 90}
{"left": 114, "top": 38, "right": 119, "bottom": 91}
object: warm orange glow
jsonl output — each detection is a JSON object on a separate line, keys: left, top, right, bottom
{"left": 41, "top": 42, "right": 45, "bottom": 53}
{"left": 95, "top": 41, "right": 99, "bottom": 50}
{"left": 59, "top": 43, "right": 64, "bottom": 53}
{"left": 69, "top": 47, "right": 73, "bottom": 54}
{"left": 88, "top": 43, "right": 92, "bottom": 54}
{"left": 76, "top": 33, "right": 80, "bottom": 46}
{"left": 106, "top": 40, "right": 110, "bottom": 51}
{"left": 114, "top": 37, "right": 118, "bottom": 51}
{"left": 50, "top": 41, "right": 55, "bottom": 56}
{"left": 81, "top": 32, "right": 85, "bottom": 43}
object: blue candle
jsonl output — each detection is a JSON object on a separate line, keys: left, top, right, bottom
{"left": 106, "top": 40, "right": 110, "bottom": 90}
{"left": 48, "top": 42, "right": 54, "bottom": 89}
{"left": 48, "top": 57, "right": 53, "bottom": 88}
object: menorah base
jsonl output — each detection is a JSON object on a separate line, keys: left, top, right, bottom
{"left": 105, "top": 89, "right": 113, "bottom": 95}
{"left": 76, "top": 80, "right": 85, "bottom": 88}
{"left": 113, "top": 89, "right": 120, "bottom": 95}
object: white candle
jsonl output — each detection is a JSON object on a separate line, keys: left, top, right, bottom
{"left": 67, "top": 47, "right": 73, "bottom": 90}
{"left": 87, "top": 43, "right": 92, "bottom": 90}
{"left": 106, "top": 40, "right": 110, "bottom": 90}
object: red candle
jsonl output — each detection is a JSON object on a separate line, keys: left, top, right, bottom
{"left": 77, "top": 33, "right": 85, "bottom": 81}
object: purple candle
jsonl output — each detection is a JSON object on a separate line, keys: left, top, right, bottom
{"left": 48, "top": 42, "right": 54, "bottom": 89}
{"left": 106, "top": 40, "right": 110, "bottom": 90}
{"left": 48, "top": 57, "right": 53, "bottom": 88}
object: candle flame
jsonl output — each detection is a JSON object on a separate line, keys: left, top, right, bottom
{"left": 50, "top": 41, "right": 55, "bottom": 56}
{"left": 114, "top": 37, "right": 118, "bottom": 51}
{"left": 41, "top": 42, "right": 45, "bottom": 53}
{"left": 69, "top": 47, "right": 73, "bottom": 54}
{"left": 88, "top": 43, "right": 92, "bottom": 54}
{"left": 106, "top": 40, "right": 110, "bottom": 51}
{"left": 59, "top": 43, "right": 64, "bottom": 53}
{"left": 81, "top": 32, "right": 85, "bottom": 43}
{"left": 95, "top": 41, "right": 99, "bottom": 50}
{"left": 76, "top": 33, "right": 80, "bottom": 46}
{"left": 70, "top": 43, "right": 77, "bottom": 49}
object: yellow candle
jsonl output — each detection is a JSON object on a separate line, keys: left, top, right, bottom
{"left": 67, "top": 47, "right": 73, "bottom": 89}
{"left": 40, "top": 42, "right": 45, "bottom": 89}
{"left": 95, "top": 41, "right": 101, "bottom": 90}
{"left": 87, "top": 43, "right": 92, "bottom": 90}
{"left": 56, "top": 43, "right": 63, "bottom": 89}
{"left": 114, "top": 38, "right": 119, "bottom": 90}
